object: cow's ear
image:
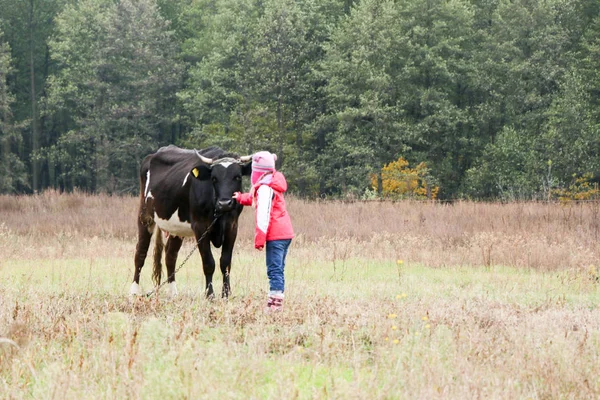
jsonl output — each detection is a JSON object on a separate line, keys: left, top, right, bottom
{"left": 241, "top": 162, "right": 252, "bottom": 176}
{"left": 191, "top": 165, "right": 211, "bottom": 180}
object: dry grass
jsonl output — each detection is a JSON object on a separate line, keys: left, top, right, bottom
{"left": 1, "top": 191, "right": 600, "bottom": 399}
{"left": 1, "top": 191, "right": 598, "bottom": 270}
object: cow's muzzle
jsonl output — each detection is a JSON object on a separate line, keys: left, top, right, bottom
{"left": 216, "top": 199, "right": 234, "bottom": 212}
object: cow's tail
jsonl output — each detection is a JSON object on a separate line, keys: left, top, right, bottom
{"left": 152, "top": 225, "right": 164, "bottom": 286}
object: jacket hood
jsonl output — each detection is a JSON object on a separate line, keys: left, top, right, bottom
{"left": 259, "top": 171, "right": 287, "bottom": 193}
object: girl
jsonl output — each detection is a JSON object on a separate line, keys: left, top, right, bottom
{"left": 233, "top": 151, "right": 294, "bottom": 312}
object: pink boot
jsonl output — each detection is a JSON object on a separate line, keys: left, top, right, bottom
{"left": 265, "top": 293, "right": 284, "bottom": 313}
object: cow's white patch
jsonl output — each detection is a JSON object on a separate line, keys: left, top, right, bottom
{"left": 144, "top": 171, "right": 151, "bottom": 197}
{"left": 130, "top": 282, "right": 142, "bottom": 296}
{"left": 154, "top": 209, "right": 194, "bottom": 237}
{"left": 216, "top": 161, "right": 234, "bottom": 168}
{"left": 182, "top": 172, "right": 190, "bottom": 186}
{"left": 166, "top": 282, "right": 178, "bottom": 297}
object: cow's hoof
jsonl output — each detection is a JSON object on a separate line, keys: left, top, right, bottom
{"left": 166, "top": 282, "right": 178, "bottom": 298}
{"left": 129, "top": 282, "right": 142, "bottom": 296}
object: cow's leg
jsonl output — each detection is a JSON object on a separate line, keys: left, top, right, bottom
{"left": 164, "top": 235, "right": 183, "bottom": 297}
{"left": 196, "top": 223, "right": 216, "bottom": 299}
{"left": 132, "top": 218, "right": 154, "bottom": 296}
{"left": 219, "top": 221, "right": 239, "bottom": 298}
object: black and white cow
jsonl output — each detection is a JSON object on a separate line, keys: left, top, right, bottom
{"left": 130, "top": 145, "right": 252, "bottom": 298}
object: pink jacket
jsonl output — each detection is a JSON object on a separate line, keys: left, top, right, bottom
{"left": 237, "top": 171, "right": 294, "bottom": 249}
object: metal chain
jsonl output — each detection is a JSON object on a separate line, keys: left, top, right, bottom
{"left": 143, "top": 214, "right": 221, "bottom": 298}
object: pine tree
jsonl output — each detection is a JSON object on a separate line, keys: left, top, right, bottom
{"left": 0, "top": 29, "right": 27, "bottom": 193}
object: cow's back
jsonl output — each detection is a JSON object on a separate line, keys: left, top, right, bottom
{"left": 143, "top": 145, "right": 225, "bottom": 195}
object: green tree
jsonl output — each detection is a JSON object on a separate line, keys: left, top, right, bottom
{"left": 537, "top": 11, "right": 600, "bottom": 190}
{"left": 466, "top": 0, "right": 599, "bottom": 199}
{"left": 180, "top": 0, "right": 344, "bottom": 194}
{"left": 0, "top": 0, "right": 596, "bottom": 197}
{"left": 318, "top": 0, "right": 405, "bottom": 195}
{"left": 243, "top": 0, "right": 342, "bottom": 193}
{"left": 464, "top": 126, "right": 546, "bottom": 200}
{"left": 0, "top": 29, "right": 27, "bottom": 193}
{"left": 0, "top": 0, "right": 67, "bottom": 192}
{"left": 576, "top": 13, "right": 600, "bottom": 121}
{"left": 319, "top": 0, "right": 478, "bottom": 197}
{"left": 177, "top": 0, "right": 261, "bottom": 139}
{"left": 44, "top": 0, "right": 183, "bottom": 192}
{"left": 542, "top": 72, "right": 599, "bottom": 184}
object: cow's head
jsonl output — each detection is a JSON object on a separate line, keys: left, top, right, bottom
{"left": 191, "top": 151, "right": 252, "bottom": 212}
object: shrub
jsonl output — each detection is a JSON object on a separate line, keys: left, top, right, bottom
{"left": 552, "top": 173, "right": 599, "bottom": 203}
{"left": 371, "top": 157, "right": 438, "bottom": 200}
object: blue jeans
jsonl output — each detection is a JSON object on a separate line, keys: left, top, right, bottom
{"left": 266, "top": 239, "right": 291, "bottom": 293}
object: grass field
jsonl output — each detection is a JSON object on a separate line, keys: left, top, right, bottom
{"left": 1, "top": 192, "right": 600, "bottom": 399}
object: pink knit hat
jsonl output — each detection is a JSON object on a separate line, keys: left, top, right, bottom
{"left": 251, "top": 151, "right": 277, "bottom": 185}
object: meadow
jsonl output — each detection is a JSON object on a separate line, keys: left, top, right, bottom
{"left": 1, "top": 192, "right": 600, "bottom": 399}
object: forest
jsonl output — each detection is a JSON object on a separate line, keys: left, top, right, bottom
{"left": 0, "top": 0, "right": 599, "bottom": 199}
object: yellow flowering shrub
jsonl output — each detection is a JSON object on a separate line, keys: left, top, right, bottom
{"left": 371, "top": 157, "right": 439, "bottom": 200}
{"left": 552, "top": 173, "right": 599, "bottom": 203}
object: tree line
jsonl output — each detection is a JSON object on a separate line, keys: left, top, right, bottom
{"left": 0, "top": 0, "right": 599, "bottom": 199}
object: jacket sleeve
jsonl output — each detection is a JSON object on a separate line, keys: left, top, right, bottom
{"left": 237, "top": 192, "right": 253, "bottom": 206}
{"left": 255, "top": 185, "right": 274, "bottom": 249}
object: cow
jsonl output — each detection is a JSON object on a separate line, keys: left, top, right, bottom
{"left": 130, "top": 145, "right": 252, "bottom": 298}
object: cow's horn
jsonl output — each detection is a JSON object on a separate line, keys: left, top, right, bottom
{"left": 195, "top": 150, "right": 213, "bottom": 164}
{"left": 239, "top": 155, "right": 252, "bottom": 163}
